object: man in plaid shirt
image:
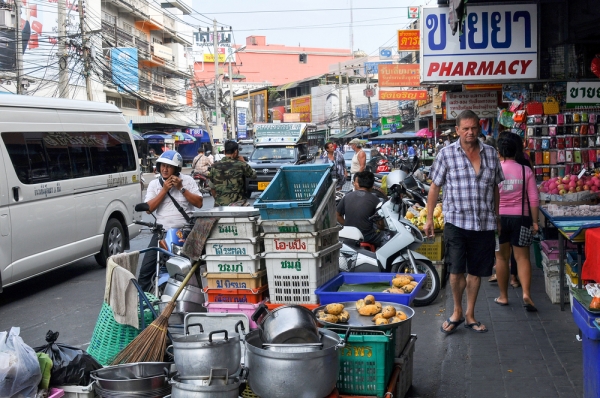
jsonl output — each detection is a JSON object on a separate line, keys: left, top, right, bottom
{"left": 192, "top": 148, "right": 213, "bottom": 176}
{"left": 424, "top": 110, "right": 504, "bottom": 334}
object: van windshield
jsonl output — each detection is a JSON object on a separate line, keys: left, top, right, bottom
{"left": 250, "top": 147, "right": 295, "bottom": 161}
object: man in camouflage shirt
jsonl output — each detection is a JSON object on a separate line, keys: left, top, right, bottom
{"left": 209, "top": 140, "right": 256, "bottom": 206}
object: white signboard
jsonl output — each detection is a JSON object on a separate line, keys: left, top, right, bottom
{"left": 566, "top": 82, "right": 600, "bottom": 108}
{"left": 153, "top": 43, "right": 173, "bottom": 60}
{"left": 445, "top": 91, "right": 498, "bottom": 120}
{"left": 421, "top": 4, "right": 538, "bottom": 82}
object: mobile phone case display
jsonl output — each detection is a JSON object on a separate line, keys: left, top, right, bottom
{"left": 526, "top": 110, "right": 600, "bottom": 182}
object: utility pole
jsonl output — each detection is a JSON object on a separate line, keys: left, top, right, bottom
{"left": 189, "top": 64, "right": 215, "bottom": 148}
{"left": 366, "top": 72, "right": 373, "bottom": 140}
{"left": 58, "top": 0, "right": 69, "bottom": 98}
{"left": 338, "top": 63, "right": 343, "bottom": 129}
{"left": 213, "top": 19, "right": 220, "bottom": 131}
{"left": 78, "top": 0, "right": 92, "bottom": 100}
{"left": 228, "top": 56, "right": 234, "bottom": 140}
{"left": 15, "top": 0, "right": 22, "bottom": 94}
{"left": 346, "top": 72, "right": 354, "bottom": 129}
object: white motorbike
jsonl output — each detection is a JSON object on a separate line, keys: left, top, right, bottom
{"left": 338, "top": 168, "right": 441, "bottom": 307}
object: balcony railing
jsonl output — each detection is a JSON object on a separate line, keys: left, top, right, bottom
{"left": 139, "top": 80, "right": 151, "bottom": 92}
{"left": 165, "top": 87, "right": 177, "bottom": 98}
{"left": 116, "top": 27, "right": 134, "bottom": 47}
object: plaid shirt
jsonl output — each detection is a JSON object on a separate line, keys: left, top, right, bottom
{"left": 430, "top": 139, "right": 504, "bottom": 231}
{"left": 192, "top": 154, "right": 212, "bottom": 175}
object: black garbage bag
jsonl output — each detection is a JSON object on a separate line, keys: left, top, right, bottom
{"left": 34, "top": 330, "right": 102, "bottom": 386}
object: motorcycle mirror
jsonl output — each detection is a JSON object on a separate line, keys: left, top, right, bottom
{"left": 135, "top": 203, "right": 150, "bottom": 212}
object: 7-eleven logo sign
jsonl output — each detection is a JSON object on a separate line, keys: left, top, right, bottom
{"left": 408, "top": 7, "right": 419, "bottom": 19}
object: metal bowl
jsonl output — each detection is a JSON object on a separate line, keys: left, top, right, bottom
{"left": 91, "top": 362, "right": 173, "bottom": 392}
{"left": 312, "top": 301, "right": 415, "bottom": 330}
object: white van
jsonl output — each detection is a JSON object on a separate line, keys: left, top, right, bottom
{"left": 0, "top": 96, "right": 142, "bottom": 291}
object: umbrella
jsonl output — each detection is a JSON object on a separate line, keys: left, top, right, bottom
{"left": 143, "top": 133, "right": 172, "bottom": 141}
{"left": 172, "top": 132, "right": 196, "bottom": 142}
{"left": 416, "top": 128, "right": 433, "bottom": 138}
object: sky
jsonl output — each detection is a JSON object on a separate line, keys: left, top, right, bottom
{"left": 188, "top": 0, "right": 432, "bottom": 57}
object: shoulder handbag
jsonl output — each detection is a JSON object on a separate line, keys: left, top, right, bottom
{"left": 518, "top": 165, "right": 534, "bottom": 247}
{"left": 158, "top": 178, "right": 192, "bottom": 223}
{"left": 526, "top": 101, "right": 544, "bottom": 115}
{"left": 543, "top": 97, "right": 560, "bottom": 115}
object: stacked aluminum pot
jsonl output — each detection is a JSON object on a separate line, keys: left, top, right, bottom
{"left": 91, "top": 362, "right": 173, "bottom": 398}
{"left": 246, "top": 304, "right": 349, "bottom": 398}
{"left": 168, "top": 322, "right": 244, "bottom": 398}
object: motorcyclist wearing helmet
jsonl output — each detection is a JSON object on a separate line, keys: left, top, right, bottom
{"left": 139, "top": 150, "right": 203, "bottom": 292}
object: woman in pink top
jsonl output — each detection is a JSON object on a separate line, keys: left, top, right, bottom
{"left": 494, "top": 133, "right": 539, "bottom": 311}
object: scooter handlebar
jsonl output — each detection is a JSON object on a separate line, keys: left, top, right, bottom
{"left": 134, "top": 220, "right": 162, "bottom": 229}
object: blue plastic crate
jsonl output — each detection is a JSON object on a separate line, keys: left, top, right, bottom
{"left": 254, "top": 164, "right": 333, "bottom": 220}
{"left": 315, "top": 272, "right": 426, "bottom": 306}
{"left": 572, "top": 298, "right": 600, "bottom": 398}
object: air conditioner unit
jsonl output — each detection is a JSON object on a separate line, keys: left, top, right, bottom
{"left": 107, "top": 100, "right": 116, "bottom": 105}
{"left": 0, "top": 10, "right": 14, "bottom": 29}
{"left": 148, "top": 105, "right": 154, "bottom": 115}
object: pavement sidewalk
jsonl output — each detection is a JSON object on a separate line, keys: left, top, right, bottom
{"left": 409, "top": 262, "right": 583, "bottom": 398}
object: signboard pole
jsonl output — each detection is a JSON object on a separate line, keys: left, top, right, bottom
{"left": 432, "top": 88, "right": 437, "bottom": 154}
{"left": 367, "top": 73, "right": 373, "bottom": 139}
{"left": 338, "top": 63, "right": 343, "bottom": 127}
{"left": 58, "top": 0, "right": 69, "bottom": 98}
{"left": 213, "top": 19, "right": 220, "bottom": 131}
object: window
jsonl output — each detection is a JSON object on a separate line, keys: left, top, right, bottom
{"left": 106, "top": 96, "right": 121, "bottom": 108}
{"left": 152, "top": 38, "right": 163, "bottom": 45}
{"left": 122, "top": 98, "right": 137, "bottom": 109}
{"left": 102, "top": 11, "right": 116, "bottom": 25}
{"left": 2, "top": 132, "right": 136, "bottom": 184}
{"left": 122, "top": 22, "right": 134, "bottom": 34}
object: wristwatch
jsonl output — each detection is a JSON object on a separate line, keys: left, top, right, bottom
{"left": 180, "top": 188, "right": 186, "bottom": 194}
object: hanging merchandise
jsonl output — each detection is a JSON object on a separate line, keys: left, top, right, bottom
{"left": 499, "top": 110, "right": 515, "bottom": 127}
{"left": 526, "top": 101, "right": 544, "bottom": 115}
{"left": 513, "top": 110, "right": 527, "bottom": 123}
{"left": 543, "top": 97, "right": 560, "bottom": 115}
{"left": 591, "top": 54, "right": 600, "bottom": 78}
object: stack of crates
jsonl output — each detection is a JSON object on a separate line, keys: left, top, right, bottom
{"left": 540, "top": 240, "right": 572, "bottom": 304}
{"left": 254, "top": 164, "right": 341, "bottom": 305}
{"left": 201, "top": 209, "right": 268, "bottom": 326}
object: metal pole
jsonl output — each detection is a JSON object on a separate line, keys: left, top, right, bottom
{"left": 15, "top": 0, "right": 22, "bottom": 94}
{"left": 346, "top": 72, "right": 354, "bottom": 129}
{"left": 213, "top": 19, "right": 219, "bottom": 131}
{"left": 189, "top": 64, "right": 215, "bottom": 148}
{"left": 228, "top": 56, "right": 234, "bottom": 141}
{"left": 338, "top": 63, "right": 343, "bottom": 129}
{"left": 58, "top": 0, "right": 69, "bottom": 97}
{"left": 78, "top": 0, "right": 92, "bottom": 100}
{"left": 366, "top": 73, "right": 373, "bottom": 140}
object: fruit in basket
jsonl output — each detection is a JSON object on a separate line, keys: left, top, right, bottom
{"left": 395, "top": 273, "right": 414, "bottom": 281}
{"left": 383, "top": 287, "right": 406, "bottom": 294}
{"left": 406, "top": 203, "right": 444, "bottom": 230}
{"left": 392, "top": 276, "right": 412, "bottom": 288}
{"left": 338, "top": 310, "right": 350, "bottom": 323}
{"left": 358, "top": 304, "right": 380, "bottom": 316}
{"left": 325, "top": 303, "right": 345, "bottom": 315}
{"left": 372, "top": 313, "right": 384, "bottom": 322}
{"left": 402, "top": 284, "right": 415, "bottom": 293}
{"left": 364, "top": 294, "right": 376, "bottom": 305}
{"left": 375, "top": 317, "right": 389, "bottom": 326}
{"left": 382, "top": 305, "right": 396, "bottom": 319}
{"left": 409, "top": 281, "right": 418, "bottom": 287}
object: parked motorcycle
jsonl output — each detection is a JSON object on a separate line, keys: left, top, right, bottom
{"left": 134, "top": 203, "right": 195, "bottom": 296}
{"left": 191, "top": 170, "right": 212, "bottom": 196}
{"left": 337, "top": 165, "right": 441, "bottom": 307}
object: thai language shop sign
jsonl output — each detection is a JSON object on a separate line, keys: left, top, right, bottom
{"left": 445, "top": 91, "right": 498, "bottom": 120}
{"left": 378, "top": 64, "right": 421, "bottom": 87}
{"left": 379, "top": 90, "right": 427, "bottom": 101}
{"left": 397, "top": 30, "right": 420, "bottom": 51}
{"left": 420, "top": 4, "right": 538, "bottom": 82}
{"left": 290, "top": 95, "right": 312, "bottom": 122}
{"left": 254, "top": 123, "right": 306, "bottom": 143}
{"left": 566, "top": 82, "right": 600, "bottom": 108}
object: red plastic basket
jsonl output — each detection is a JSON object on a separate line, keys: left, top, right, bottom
{"left": 204, "top": 284, "right": 268, "bottom": 304}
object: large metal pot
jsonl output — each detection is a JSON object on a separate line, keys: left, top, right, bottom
{"left": 90, "top": 362, "right": 172, "bottom": 392}
{"left": 251, "top": 303, "right": 319, "bottom": 344}
{"left": 171, "top": 322, "right": 242, "bottom": 377}
{"left": 163, "top": 278, "right": 204, "bottom": 303}
{"left": 245, "top": 328, "right": 350, "bottom": 398}
{"left": 169, "top": 368, "right": 243, "bottom": 398}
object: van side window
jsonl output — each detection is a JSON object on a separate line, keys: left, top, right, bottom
{"left": 2, "top": 132, "right": 136, "bottom": 184}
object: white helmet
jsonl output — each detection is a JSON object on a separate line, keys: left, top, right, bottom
{"left": 156, "top": 150, "right": 183, "bottom": 172}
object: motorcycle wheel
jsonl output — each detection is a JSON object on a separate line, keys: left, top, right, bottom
{"left": 393, "top": 260, "right": 440, "bottom": 307}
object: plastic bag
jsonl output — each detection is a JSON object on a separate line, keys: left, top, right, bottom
{"left": 34, "top": 330, "right": 101, "bottom": 386}
{"left": 585, "top": 283, "right": 600, "bottom": 311}
{"left": 0, "top": 327, "right": 42, "bottom": 398}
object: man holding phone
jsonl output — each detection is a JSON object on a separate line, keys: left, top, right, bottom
{"left": 139, "top": 150, "right": 203, "bottom": 292}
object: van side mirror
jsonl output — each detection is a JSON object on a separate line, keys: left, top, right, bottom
{"left": 135, "top": 203, "right": 150, "bottom": 212}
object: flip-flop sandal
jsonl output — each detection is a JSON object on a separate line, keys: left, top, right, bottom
{"left": 440, "top": 317, "right": 465, "bottom": 335}
{"left": 464, "top": 321, "right": 488, "bottom": 333}
{"left": 510, "top": 281, "right": 521, "bottom": 288}
{"left": 523, "top": 303, "right": 538, "bottom": 312}
{"left": 488, "top": 275, "right": 498, "bottom": 283}
{"left": 494, "top": 298, "right": 508, "bottom": 306}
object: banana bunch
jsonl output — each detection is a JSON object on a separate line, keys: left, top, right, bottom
{"left": 404, "top": 203, "right": 444, "bottom": 231}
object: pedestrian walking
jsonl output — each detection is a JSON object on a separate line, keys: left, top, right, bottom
{"left": 493, "top": 132, "right": 539, "bottom": 311}
{"left": 348, "top": 138, "right": 366, "bottom": 182}
{"left": 424, "top": 110, "right": 504, "bottom": 334}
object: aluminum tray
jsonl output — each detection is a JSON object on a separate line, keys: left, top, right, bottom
{"left": 192, "top": 207, "right": 260, "bottom": 218}
{"left": 312, "top": 301, "right": 414, "bottom": 331}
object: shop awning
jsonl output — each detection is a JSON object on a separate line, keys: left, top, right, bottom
{"left": 329, "top": 128, "right": 355, "bottom": 139}
{"left": 276, "top": 74, "right": 325, "bottom": 91}
{"left": 128, "top": 115, "right": 197, "bottom": 129}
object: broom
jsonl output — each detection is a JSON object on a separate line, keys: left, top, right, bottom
{"left": 111, "top": 260, "right": 200, "bottom": 364}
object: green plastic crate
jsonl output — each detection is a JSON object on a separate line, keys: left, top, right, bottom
{"left": 86, "top": 293, "right": 157, "bottom": 366}
{"left": 336, "top": 329, "right": 395, "bottom": 397}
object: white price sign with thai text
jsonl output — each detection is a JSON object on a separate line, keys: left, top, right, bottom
{"left": 566, "top": 82, "right": 600, "bottom": 108}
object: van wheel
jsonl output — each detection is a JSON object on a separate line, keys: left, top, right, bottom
{"left": 95, "top": 219, "right": 125, "bottom": 267}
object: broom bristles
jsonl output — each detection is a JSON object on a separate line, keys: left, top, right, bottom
{"left": 111, "top": 301, "right": 176, "bottom": 364}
